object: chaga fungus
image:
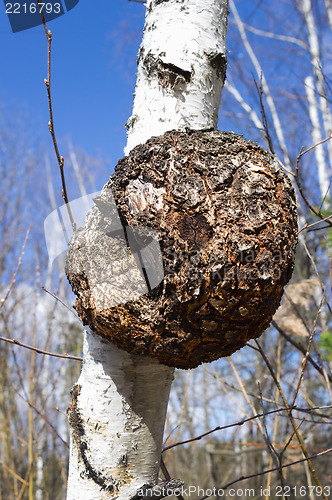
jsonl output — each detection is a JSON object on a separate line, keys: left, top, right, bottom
{"left": 66, "top": 130, "right": 297, "bottom": 369}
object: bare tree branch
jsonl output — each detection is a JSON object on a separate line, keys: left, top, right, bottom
{"left": 199, "top": 446, "right": 332, "bottom": 498}
{"left": 162, "top": 405, "right": 332, "bottom": 453}
{"left": 17, "top": 393, "right": 69, "bottom": 449}
{"left": 0, "top": 335, "right": 82, "bottom": 362}
{"left": 295, "top": 136, "right": 332, "bottom": 227}
{"left": 255, "top": 339, "right": 328, "bottom": 498}
{"left": 40, "top": 284, "right": 80, "bottom": 319}
{"left": 0, "top": 227, "right": 30, "bottom": 312}
{"left": 243, "top": 23, "right": 309, "bottom": 50}
{"left": 272, "top": 321, "right": 332, "bottom": 382}
{"left": 37, "top": 0, "right": 76, "bottom": 230}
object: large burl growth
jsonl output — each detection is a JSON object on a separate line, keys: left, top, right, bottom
{"left": 66, "top": 130, "right": 297, "bottom": 369}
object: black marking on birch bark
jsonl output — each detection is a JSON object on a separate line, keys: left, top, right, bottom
{"left": 148, "top": 0, "right": 173, "bottom": 12}
{"left": 125, "top": 114, "right": 138, "bottom": 132}
{"left": 207, "top": 52, "right": 227, "bottom": 81}
{"left": 152, "top": 0, "right": 172, "bottom": 5}
{"left": 66, "top": 130, "right": 298, "bottom": 369}
{"left": 67, "top": 384, "right": 117, "bottom": 493}
{"left": 143, "top": 53, "right": 192, "bottom": 89}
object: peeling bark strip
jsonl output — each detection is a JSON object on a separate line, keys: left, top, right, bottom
{"left": 125, "top": 0, "right": 229, "bottom": 154}
{"left": 66, "top": 130, "right": 298, "bottom": 370}
{"left": 66, "top": 331, "right": 174, "bottom": 499}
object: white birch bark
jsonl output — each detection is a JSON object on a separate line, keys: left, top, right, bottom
{"left": 67, "top": 330, "right": 174, "bottom": 499}
{"left": 35, "top": 454, "right": 44, "bottom": 500}
{"left": 125, "top": 0, "right": 229, "bottom": 154}
{"left": 325, "top": 0, "right": 332, "bottom": 31}
{"left": 305, "top": 76, "right": 330, "bottom": 200}
{"left": 300, "top": 0, "right": 332, "bottom": 168}
{"left": 67, "top": 0, "right": 229, "bottom": 498}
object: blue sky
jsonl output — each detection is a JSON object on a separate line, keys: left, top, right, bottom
{"left": 0, "top": 1, "right": 267, "bottom": 175}
{"left": 0, "top": 1, "right": 278, "bottom": 182}
{"left": 0, "top": 1, "right": 146, "bottom": 168}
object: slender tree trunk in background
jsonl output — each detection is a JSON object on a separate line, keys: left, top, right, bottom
{"left": 305, "top": 76, "right": 330, "bottom": 200}
{"left": 66, "top": 1, "right": 229, "bottom": 498}
{"left": 326, "top": 0, "right": 332, "bottom": 30}
{"left": 300, "top": 0, "right": 332, "bottom": 166}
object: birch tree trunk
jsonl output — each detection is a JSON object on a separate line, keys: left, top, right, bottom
{"left": 66, "top": 1, "right": 229, "bottom": 498}
{"left": 304, "top": 75, "right": 331, "bottom": 200}
{"left": 300, "top": 0, "right": 332, "bottom": 167}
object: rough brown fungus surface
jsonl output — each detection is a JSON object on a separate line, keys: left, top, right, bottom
{"left": 66, "top": 130, "right": 298, "bottom": 369}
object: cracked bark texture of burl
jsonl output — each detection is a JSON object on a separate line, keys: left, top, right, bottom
{"left": 66, "top": 130, "right": 298, "bottom": 369}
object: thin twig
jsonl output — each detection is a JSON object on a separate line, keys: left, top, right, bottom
{"left": 272, "top": 321, "right": 332, "bottom": 382}
{"left": 0, "top": 227, "right": 30, "bottom": 311}
{"left": 301, "top": 239, "right": 332, "bottom": 313}
{"left": 298, "top": 213, "right": 332, "bottom": 234}
{"left": 281, "top": 419, "right": 305, "bottom": 457}
{"left": 291, "top": 300, "right": 322, "bottom": 408}
{"left": 37, "top": 0, "right": 76, "bottom": 230}
{"left": 17, "top": 393, "right": 69, "bottom": 448}
{"left": 255, "top": 339, "right": 328, "bottom": 499}
{"left": 0, "top": 335, "right": 82, "bottom": 362}
{"left": 227, "top": 355, "right": 273, "bottom": 468}
{"left": 198, "top": 447, "right": 332, "bottom": 499}
{"left": 162, "top": 405, "right": 332, "bottom": 453}
{"left": 257, "top": 382, "right": 279, "bottom": 468}
{"left": 308, "top": 223, "right": 332, "bottom": 232}
{"left": 298, "top": 135, "right": 332, "bottom": 158}
{"left": 275, "top": 156, "right": 295, "bottom": 177}
{"left": 254, "top": 76, "right": 275, "bottom": 154}
{"left": 295, "top": 135, "right": 332, "bottom": 227}
{"left": 0, "top": 461, "right": 28, "bottom": 487}
{"left": 40, "top": 284, "right": 80, "bottom": 319}
{"left": 205, "top": 364, "right": 279, "bottom": 405}
{"left": 160, "top": 457, "right": 170, "bottom": 481}
{"left": 243, "top": 23, "right": 309, "bottom": 50}
{"left": 205, "top": 365, "right": 260, "bottom": 425}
